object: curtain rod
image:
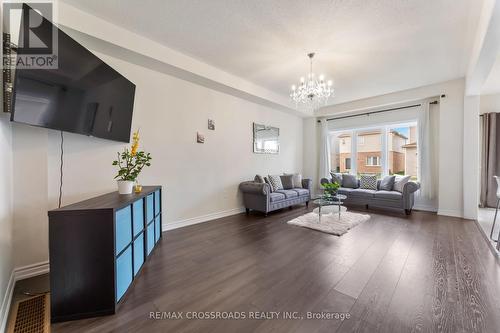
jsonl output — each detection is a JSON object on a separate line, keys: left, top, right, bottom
{"left": 317, "top": 100, "right": 440, "bottom": 123}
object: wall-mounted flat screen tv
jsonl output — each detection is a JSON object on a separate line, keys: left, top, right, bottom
{"left": 10, "top": 4, "right": 136, "bottom": 143}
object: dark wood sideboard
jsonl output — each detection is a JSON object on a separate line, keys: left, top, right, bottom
{"left": 48, "top": 186, "right": 162, "bottom": 323}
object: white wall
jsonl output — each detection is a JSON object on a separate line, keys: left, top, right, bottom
{"left": 11, "top": 125, "right": 49, "bottom": 267}
{"left": 303, "top": 118, "right": 319, "bottom": 194}
{"left": 480, "top": 92, "right": 500, "bottom": 112}
{"left": 312, "top": 78, "right": 465, "bottom": 217}
{"left": 0, "top": 115, "right": 14, "bottom": 330}
{"left": 10, "top": 49, "right": 303, "bottom": 269}
{"left": 463, "top": 95, "right": 481, "bottom": 220}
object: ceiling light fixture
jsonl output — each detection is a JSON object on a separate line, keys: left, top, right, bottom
{"left": 290, "top": 52, "right": 334, "bottom": 111}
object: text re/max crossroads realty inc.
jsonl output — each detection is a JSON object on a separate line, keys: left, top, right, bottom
{"left": 149, "top": 311, "right": 351, "bottom": 321}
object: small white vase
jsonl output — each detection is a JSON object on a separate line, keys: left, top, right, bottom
{"left": 117, "top": 180, "right": 134, "bottom": 194}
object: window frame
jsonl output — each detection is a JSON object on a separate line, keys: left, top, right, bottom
{"left": 329, "top": 121, "right": 417, "bottom": 179}
{"left": 366, "top": 156, "right": 381, "bottom": 166}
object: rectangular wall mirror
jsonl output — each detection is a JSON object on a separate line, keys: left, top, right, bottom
{"left": 253, "top": 123, "right": 279, "bottom": 154}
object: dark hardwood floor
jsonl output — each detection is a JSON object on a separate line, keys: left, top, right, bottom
{"left": 52, "top": 206, "right": 500, "bottom": 333}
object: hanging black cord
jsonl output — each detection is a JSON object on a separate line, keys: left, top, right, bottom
{"left": 58, "top": 131, "right": 64, "bottom": 208}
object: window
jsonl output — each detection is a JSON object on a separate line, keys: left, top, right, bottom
{"left": 345, "top": 158, "right": 351, "bottom": 170}
{"left": 357, "top": 131, "right": 382, "bottom": 178}
{"left": 330, "top": 132, "right": 352, "bottom": 173}
{"left": 389, "top": 124, "right": 417, "bottom": 180}
{"left": 366, "top": 156, "right": 380, "bottom": 166}
{"left": 330, "top": 122, "right": 418, "bottom": 180}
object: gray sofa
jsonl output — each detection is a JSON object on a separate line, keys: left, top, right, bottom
{"left": 320, "top": 177, "right": 420, "bottom": 215}
{"left": 239, "top": 179, "right": 312, "bottom": 215}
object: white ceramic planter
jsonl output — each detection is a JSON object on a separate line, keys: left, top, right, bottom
{"left": 117, "top": 180, "right": 134, "bottom": 194}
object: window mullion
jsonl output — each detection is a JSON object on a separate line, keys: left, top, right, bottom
{"left": 382, "top": 126, "right": 389, "bottom": 176}
{"left": 351, "top": 130, "right": 357, "bottom": 175}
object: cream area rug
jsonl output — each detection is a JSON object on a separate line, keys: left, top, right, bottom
{"left": 287, "top": 211, "right": 370, "bottom": 236}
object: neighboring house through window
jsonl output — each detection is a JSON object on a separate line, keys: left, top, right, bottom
{"left": 330, "top": 122, "right": 418, "bottom": 179}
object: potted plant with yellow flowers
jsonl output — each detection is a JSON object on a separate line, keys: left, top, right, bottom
{"left": 112, "top": 130, "right": 152, "bottom": 194}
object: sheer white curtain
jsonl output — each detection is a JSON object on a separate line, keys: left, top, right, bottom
{"left": 319, "top": 119, "right": 331, "bottom": 185}
{"left": 417, "top": 101, "right": 433, "bottom": 199}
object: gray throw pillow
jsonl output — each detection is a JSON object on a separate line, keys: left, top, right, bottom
{"left": 268, "top": 175, "right": 284, "bottom": 191}
{"left": 254, "top": 174, "right": 265, "bottom": 183}
{"left": 264, "top": 177, "right": 274, "bottom": 192}
{"left": 330, "top": 172, "right": 343, "bottom": 185}
{"left": 394, "top": 175, "right": 411, "bottom": 193}
{"left": 342, "top": 174, "right": 358, "bottom": 188}
{"left": 360, "top": 175, "right": 377, "bottom": 190}
{"left": 284, "top": 173, "right": 303, "bottom": 188}
{"left": 280, "top": 175, "right": 294, "bottom": 190}
{"left": 379, "top": 175, "right": 396, "bottom": 191}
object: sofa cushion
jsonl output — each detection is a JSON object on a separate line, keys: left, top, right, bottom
{"left": 330, "top": 172, "right": 343, "bottom": 185}
{"left": 280, "top": 174, "right": 294, "bottom": 189}
{"left": 254, "top": 174, "right": 265, "bottom": 183}
{"left": 291, "top": 188, "right": 309, "bottom": 196}
{"left": 275, "top": 189, "right": 299, "bottom": 199}
{"left": 337, "top": 187, "right": 354, "bottom": 195}
{"left": 342, "top": 174, "right": 359, "bottom": 188}
{"left": 350, "top": 189, "right": 377, "bottom": 198}
{"left": 374, "top": 190, "right": 403, "bottom": 200}
{"left": 269, "top": 192, "right": 286, "bottom": 202}
{"left": 284, "top": 173, "right": 303, "bottom": 189}
{"left": 379, "top": 175, "right": 396, "bottom": 191}
{"left": 268, "top": 175, "right": 284, "bottom": 191}
{"left": 360, "top": 175, "right": 377, "bottom": 190}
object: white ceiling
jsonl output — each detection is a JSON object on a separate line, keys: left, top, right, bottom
{"left": 61, "top": 0, "right": 482, "bottom": 106}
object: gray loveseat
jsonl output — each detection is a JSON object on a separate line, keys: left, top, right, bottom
{"left": 320, "top": 177, "right": 420, "bottom": 215}
{"left": 239, "top": 179, "right": 312, "bottom": 215}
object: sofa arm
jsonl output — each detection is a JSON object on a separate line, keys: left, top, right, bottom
{"left": 239, "top": 181, "right": 270, "bottom": 195}
{"left": 403, "top": 181, "right": 420, "bottom": 195}
{"left": 302, "top": 179, "right": 312, "bottom": 190}
{"left": 402, "top": 181, "right": 420, "bottom": 210}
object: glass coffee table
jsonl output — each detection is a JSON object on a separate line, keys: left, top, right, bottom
{"left": 312, "top": 194, "right": 347, "bottom": 221}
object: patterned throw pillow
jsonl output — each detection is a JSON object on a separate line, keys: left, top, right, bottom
{"left": 280, "top": 175, "right": 294, "bottom": 190}
{"left": 264, "top": 177, "right": 274, "bottom": 192}
{"left": 360, "top": 175, "right": 378, "bottom": 190}
{"left": 393, "top": 175, "right": 411, "bottom": 193}
{"left": 268, "top": 175, "right": 284, "bottom": 191}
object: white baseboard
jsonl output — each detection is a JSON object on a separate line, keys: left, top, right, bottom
{"left": 0, "top": 271, "right": 15, "bottom": 333}
{"left": 163, "top": 207, "right": 245, "bottom": 231}
{"left": 413, "top": 204, "right": 438, "bottom": 212}
{"left": 438, "top": 209, "right": 463, "bottom": 218}
{"left": 0, "top": 261, "right": 49, "bottom": 332}
{"left": 14, "top": 261, "right": 49, "bottom": 281}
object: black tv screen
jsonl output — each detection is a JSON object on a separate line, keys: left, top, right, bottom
{"left": 10, "top": 5, "right": 136, "bottom": 143}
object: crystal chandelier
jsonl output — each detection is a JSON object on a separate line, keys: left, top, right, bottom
{"left": 290, "top": 53, "right": 334, "bottom": 111}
